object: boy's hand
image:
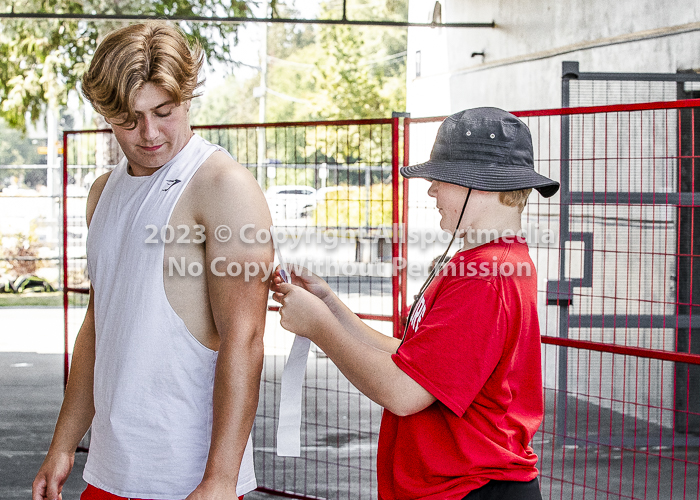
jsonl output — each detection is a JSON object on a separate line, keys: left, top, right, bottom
{"left": 270, "top": 265, "right": 333, "bottom": 304}
{"left": 273, "top": 282, "right": 334, "bottom": 340}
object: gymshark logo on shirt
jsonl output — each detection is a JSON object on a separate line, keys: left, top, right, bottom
{"left": 162, "top": 179, "right": 182, "bottom": 192}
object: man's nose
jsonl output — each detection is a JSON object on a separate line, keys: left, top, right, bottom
{"left": 140, "top": 116, "right": 159, "bottom": 142}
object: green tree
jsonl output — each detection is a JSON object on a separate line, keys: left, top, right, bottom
{"left": 310, "top": 0, "right": 407, "bottom": 120}
{"left": 264, "top": 18, "right": 318, "bottom": 122}
{"left": 0, "top": 0, "right": 252, "bottom": 130}
{"left": 239, "top": 0, "right": 407, "bottom": 173}
{"left": 314, "top": 183, "right": 396, "bottom": 227}
{"left": 247, "top": 0, "right": 408, "bottom": 123}
{"left": 0, "top": 119, "right": 44, "bottom": 166}
{"left": 0, "top": 118, "right": 47, "bottom": 189}
{"left": 313, "top": 26, "right": 387, "bottom": 119}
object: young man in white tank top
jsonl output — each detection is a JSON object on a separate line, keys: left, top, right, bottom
{"left": 32, "top": 22, "right": 272, "bottom": 500}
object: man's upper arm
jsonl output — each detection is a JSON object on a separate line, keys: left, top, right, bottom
{"left": 83, "top": 173, "right": 110, "bottom": 328}
{"left": 195, "top": 152, "right": 273, "bottom": 341}
{"left": 86, "top": 172, "right": 111, "bottom": 228}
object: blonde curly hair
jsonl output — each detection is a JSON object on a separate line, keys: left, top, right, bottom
{"left": 81, "top": 21, "right": 204, "bottom": 129}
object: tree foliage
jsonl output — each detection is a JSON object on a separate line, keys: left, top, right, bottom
{"left": 0, "top": 119, "right": 45, "bottom": 166}
{"left": 313, "top": 25, "right": 391, "bottom": 119}
{"left": 193, "top": 0, "right": 407, "bottom": 125}
{"left": 190, "top": 74, "right": 260, "bottom": 126}
{"left": 315, "top": 183, "right": 395, "bottom": 227}
{"left": 0, "top": 0, "right": 251, "bottom": 130}
{"left": 306, "top": 0, "right": 407, "bottom": 120}
{"left": 0, "top": 0, "right": 407, "bottom": 130}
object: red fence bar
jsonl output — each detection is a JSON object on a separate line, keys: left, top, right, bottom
{"left": 514, "top": 98, "right": 700, "bottom": 118}
{"left": 403, "top": 102, "right": 700, "bottom": 136}
{"left": 191, "top": 118, "right": 395, "bottom": 130}
{"left": 541, "top": 336, "right": 700, "bottom": 365}
{"left": 61, "top": 118, "right": 395, "bottom": 144}
{"left": 391, "top": 117, "right": 401, "bottom": 338}
{"left": 400, "top": 118, "right": 411, "bottom": 333}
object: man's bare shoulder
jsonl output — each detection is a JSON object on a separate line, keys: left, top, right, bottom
{"left": 194, "top": 150, "right": 258, "bottom": 190}
{"left": 187, "top": 150, "right": 272, "bottom": 263}
{"left": 189, "top": 150, "right": 269, "bottom": 217}
{"left": 86, "top": 171, "right": 113, "bottom": 227}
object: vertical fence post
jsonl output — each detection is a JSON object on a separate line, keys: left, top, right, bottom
{"left": 401, "top": 117, "right": 411, "bottom": 333}
{"left": 555, "top": 61, "right": 578, "bottom": 445}
{"left": 62, "top": 132, "right": 69, "bottom": 390}
{"left": 676, "top": 102, "right": 700, "bottom": 433}
{"left": 392, "top": 116, "right": 401, "bottom": 339}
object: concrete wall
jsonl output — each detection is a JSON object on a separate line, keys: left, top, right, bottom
{"left": 407, "top": 0, "right": 700, "bottom": 115}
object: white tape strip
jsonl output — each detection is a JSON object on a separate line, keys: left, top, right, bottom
{"left": 276, "top": 335, "right": 311, "bottom": 456}
{"left": 271, "top": 226, "right": 311, "bottom": 457}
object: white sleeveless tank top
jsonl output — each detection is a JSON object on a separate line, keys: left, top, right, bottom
{"left": 84, "top": 134, "right": 256, "bottom": 499}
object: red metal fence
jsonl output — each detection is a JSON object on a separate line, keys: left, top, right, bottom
{"left": 62, "top": 118, "right": 401, "bottom": 499}
{"left": 404, "top": 99, "right": 700, "bottom": 499}
{"left": 63, "top": 101, "right": 700, "bottom": 499}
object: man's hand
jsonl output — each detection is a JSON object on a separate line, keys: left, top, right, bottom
{"left": 32, "top": 450, "right": 74, "bottom": 500}
{"left": 273, "top": 282, "right": 336, "bottom": 341}
{"left": 185, "top": 477, "right": 238, "bottom": 500}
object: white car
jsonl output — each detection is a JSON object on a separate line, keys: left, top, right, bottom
{"left": 265, "top": 185, "right": 317, "bottom": 220}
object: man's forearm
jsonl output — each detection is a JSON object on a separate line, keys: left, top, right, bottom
{"left": 48, "top": 317, "right": 96, "bottom": 456}
{"left": 202, "top": 334, "right": 263, "bottom": 486}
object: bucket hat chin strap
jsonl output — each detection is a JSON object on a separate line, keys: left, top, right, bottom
{"left": 403, "top": 188, "right": 472, "bottom": 339}
{"left": 435, "top": 187, "right": 472, "bottom": 272}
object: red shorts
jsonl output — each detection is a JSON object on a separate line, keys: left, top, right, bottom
{"left": 81, "top": 484, "right": 244, "bottom": 500}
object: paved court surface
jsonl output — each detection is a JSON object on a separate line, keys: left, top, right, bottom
{"left": 2, "top": 306, "right": 699, "bottom": 499}
{"left": 0, "top": 350, "right": 284, "bottom": 500}
{"left": 0, "top": 303, "right": 379, "bottom": 500}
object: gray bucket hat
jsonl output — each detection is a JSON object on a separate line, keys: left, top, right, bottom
{"left": 400, "top": 107, "right": 560, "bottom": 198}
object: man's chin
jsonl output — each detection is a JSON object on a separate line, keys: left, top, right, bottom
{"left": 135, "top": 153, "right": 169, "bottom": 169}
{"left": 138, "top": 162, "right": 165, "bottom": 170}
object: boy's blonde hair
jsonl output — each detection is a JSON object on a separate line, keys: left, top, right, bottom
{"left": 499, "top": 188, "right": 532, "bottom": 213}
{"left": 81, "top": 21, "right": 203, "bottom": 130}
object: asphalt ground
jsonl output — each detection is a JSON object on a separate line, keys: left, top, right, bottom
{"left": 2, "top": 305, "right": 699, "bottom": 499}
{"left": 0, "top": 351, "right": 286, "bottom": 500}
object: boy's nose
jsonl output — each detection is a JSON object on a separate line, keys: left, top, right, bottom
{"left": 427, "top": 180, "right": 439, "bottom": 198}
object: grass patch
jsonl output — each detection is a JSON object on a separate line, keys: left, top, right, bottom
{"left": 0, "top": 292, "right": 88, "bottom": 307}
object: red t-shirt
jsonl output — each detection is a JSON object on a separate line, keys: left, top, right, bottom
{"left": 378, "top": 238, "right": 544, "bottom": 500}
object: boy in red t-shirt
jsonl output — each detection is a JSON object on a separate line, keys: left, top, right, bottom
{"left": 271, "top": 107, "right": 560, "bottom": 499}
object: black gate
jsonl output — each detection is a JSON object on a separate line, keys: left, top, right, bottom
{"left": 549, "top": 61, "right": 700, "bottom": 445}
